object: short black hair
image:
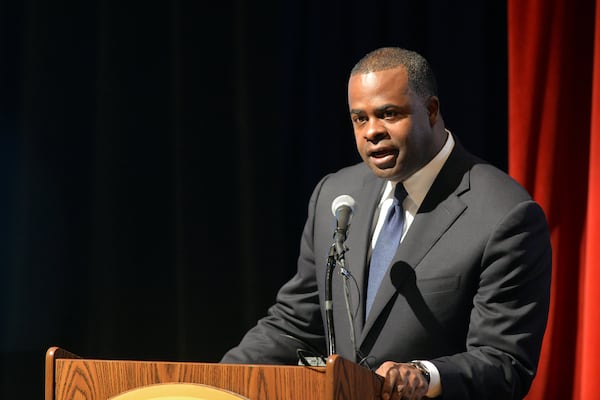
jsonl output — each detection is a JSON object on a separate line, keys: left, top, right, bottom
{"left": 350, "top": 47, "right": 438, "bottom": 99}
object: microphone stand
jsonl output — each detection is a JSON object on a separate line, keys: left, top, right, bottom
{"left": 326, "top": 231, "right": 358, "bottom": 360}
{"left": 325, "top": 244, "right": 337, "bottom": 356}
{"left": 326, "top": 227, "right": 351, "bottom": 357}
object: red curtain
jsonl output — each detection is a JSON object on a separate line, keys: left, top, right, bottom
{"left": 508, "top": 0, "right": 600, "bottom": 398}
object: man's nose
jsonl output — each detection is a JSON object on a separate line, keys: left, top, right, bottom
{"left": 364, "top": 118, "right": 387, "bottom": 143}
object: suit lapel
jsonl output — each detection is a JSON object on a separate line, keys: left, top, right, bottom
{"left": 358, "top": 144, "right": 475, "bottom": 346}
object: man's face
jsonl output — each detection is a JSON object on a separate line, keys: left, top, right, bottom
{"left": 348, "top": 66, "right": 439, "bottom": 182}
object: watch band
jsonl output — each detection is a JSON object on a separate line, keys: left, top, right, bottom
{"left": 408, "top": 361, "right": 431, "bottom": 384}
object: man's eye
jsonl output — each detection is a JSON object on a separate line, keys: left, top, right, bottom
{"left": 353, "top": 115, "right": 367, "bottom": 124}
{"left": 383, "top": 110, "right": 397, "bottom": 119}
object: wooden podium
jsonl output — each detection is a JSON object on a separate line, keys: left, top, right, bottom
{"left": 45, "top": 347, "right": 383, "bottom": 399}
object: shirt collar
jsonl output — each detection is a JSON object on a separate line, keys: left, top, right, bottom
{"left": 393, "top": 129, "right": 455, "bottom": 209}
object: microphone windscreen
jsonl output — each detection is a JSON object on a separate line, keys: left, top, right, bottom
{"left": 331, "top": 195, "right": 356, "bottom": 217}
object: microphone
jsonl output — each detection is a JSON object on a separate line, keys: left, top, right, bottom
{"left": 326, "top": 195, "right": 356, "bottom": 356}
{"left": 331, "top": 195, "right": 356, "bottom": 252}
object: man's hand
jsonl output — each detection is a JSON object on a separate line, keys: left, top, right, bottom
{"left": 376, "top": 361, "right": 429, "bottom": 400}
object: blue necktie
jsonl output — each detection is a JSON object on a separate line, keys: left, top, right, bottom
{"left": 366, "top": 183, "right": 408, "bottom": 317}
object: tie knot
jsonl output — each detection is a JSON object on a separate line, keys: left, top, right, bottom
{"left": 393, "top": 183, "right": 408, "bottom": 203}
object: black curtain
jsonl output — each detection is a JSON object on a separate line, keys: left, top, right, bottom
{"left": 0, "top": 0, "right": 506, "bottom": 397}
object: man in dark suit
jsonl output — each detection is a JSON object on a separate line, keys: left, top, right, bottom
{"left": 221, "top": 47, "right": 551, "bottom": 400}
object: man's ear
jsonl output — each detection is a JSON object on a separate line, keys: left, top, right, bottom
{"left": 426, "top": 96, "right": 440, "bottom": 126}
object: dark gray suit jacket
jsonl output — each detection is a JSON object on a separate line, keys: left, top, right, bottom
{"left": 222, "top": 143, "right": 552, "bottom": 400}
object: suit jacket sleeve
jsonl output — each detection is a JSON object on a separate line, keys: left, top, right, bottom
{"left": 220, "top": 175, "right": 330, "bottom": 364}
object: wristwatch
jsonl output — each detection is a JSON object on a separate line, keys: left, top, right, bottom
{"left": 408, "top": 361, "right": 431, "bottom": 384}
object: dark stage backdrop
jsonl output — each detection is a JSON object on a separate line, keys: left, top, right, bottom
{"left": 0, "top": 0, "right": 507, "bottom": 397}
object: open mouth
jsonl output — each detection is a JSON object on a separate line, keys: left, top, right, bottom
{"left": 371, "top": 148, "right": 398, "bottom": 159}
{"left": 369, "top": 148, "right": 398, "bottom": 167}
